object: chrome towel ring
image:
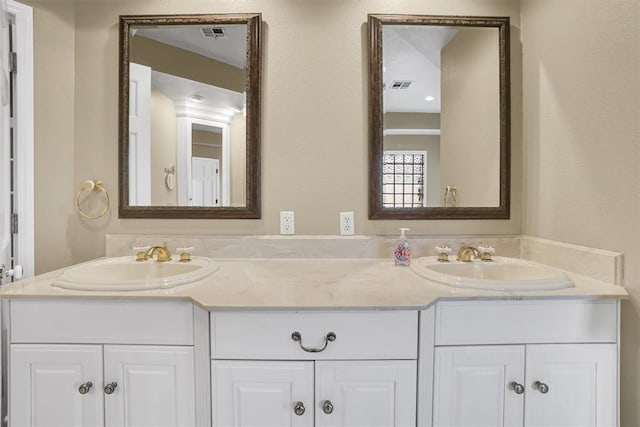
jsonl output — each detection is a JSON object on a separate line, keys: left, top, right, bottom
{"left": 75, "top": 179, "right": 110, "bottom": 219}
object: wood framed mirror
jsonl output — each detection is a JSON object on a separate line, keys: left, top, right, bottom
{"left": 368, "top": 15, "right": 510, "bottom": 220}
{"left": 119, "top": 14, "right": 261, "bottom": 219}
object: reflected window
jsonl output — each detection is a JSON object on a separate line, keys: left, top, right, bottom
{"left": 382, "top": 151, "right": 426, "bottom": 208}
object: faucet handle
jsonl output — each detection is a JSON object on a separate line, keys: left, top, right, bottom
{"left": 435, "top": 245, "right": 452, "bottom": 262}
{"left": 177, "top": 246, "right": 194, "bottom": 263}
{"left": 478, "top": 245, "right": 495, "bottom": 262}
{"left": 132, "top": 244, "right": 150, "bottom": 262}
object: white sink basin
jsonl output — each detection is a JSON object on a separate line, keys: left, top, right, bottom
{"left": 52, "top": 256, "right": 219, "bottom": 291}
{"left": 411, "top": 256, "right": 574, "bottom": 291}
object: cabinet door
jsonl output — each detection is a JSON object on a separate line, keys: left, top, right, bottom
{"left": 525, "top": 344, "right": 617, "bottom": 427}
{"left": 433, "top": 345, "right": 525, "bottom": 427}
{"left": 10, "top": 344, "right": 104, "bottom": 427}
{"left": 212, "top": 360, "right": 314, "bottom": 427}
{"left": 315, "top": 360, "right": 417, "bottom": 427}
{"left": 103, "top": 345, "right": 195, "bottom": 427}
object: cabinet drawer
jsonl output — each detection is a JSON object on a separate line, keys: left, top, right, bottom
{"left": 11, "top": 299, "right": 194, "bottom": 345}
{"left": 435, "top": 299, "right": 618, "bottom": 346}
{"left": 211, "top": 311, "right": 418, "bottom": 360}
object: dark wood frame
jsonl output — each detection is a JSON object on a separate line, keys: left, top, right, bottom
{"left": 119, "top": 14, "right": 262, "bottom": 219}
{"left": 368, "top": 14, "right": 510, "bottom": 220}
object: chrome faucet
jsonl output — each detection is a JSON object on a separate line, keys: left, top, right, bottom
{"left": 457, "top": 246, "right": 481, "bottom": 262}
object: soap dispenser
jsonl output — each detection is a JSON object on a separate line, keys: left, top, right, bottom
{"left": 393, "top": 228, "right": 412, "bottom": 266}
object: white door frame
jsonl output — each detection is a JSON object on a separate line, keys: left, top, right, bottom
{"left": 5, "top": 0, "right": 34, "bottom": 278}
{"left": 175, "top": 101, "right": 230, "bottom": 206}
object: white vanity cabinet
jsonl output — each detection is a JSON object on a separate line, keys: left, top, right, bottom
{"left": 426, "top": 299, "right": 619, "bottom": 427}
{"left": 8, "top": 299, "right": 199, "bottom": 427}
{"left": 210, "top": 311, "right": 419, "bottom": 427}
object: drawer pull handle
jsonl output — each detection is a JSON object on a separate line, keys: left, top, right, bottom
{"left": 534, "top": 381, "right": 549, "bottom": 394}
{"left": 294, "top": 401, "right": 306, "bottom": 416}
{"left": 104, "top": 382, "right": 118, "bottom": 395}
{"left": 291, "top": 331, "right": 336, "bottom": 353}
{"left": 509, "top": 381, "right": 524, "bottom": 395}
{"left": 322, "top": 399, "right": 334, "bottom": 414}
{"left": 78, "top": 381, "right": 93, "bottom": 394}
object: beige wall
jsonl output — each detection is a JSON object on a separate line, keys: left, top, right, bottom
{"left": 192, "top": 130, "right": 222, "bottom": 160}
{"left": 230, "top": 113, "right": 246, "bottom": 207}
{"left": 520, "top": 0, "right": 640, "bottom": 424}
{"left": 27, "top": 1, "right": 75, "bottom": 273}
{"left": 27, "top": 0, "right": 522, "bottom": 265}
{"left": 441, "top": 28, "right": 500, "bottom": 207}
{"left": 149, "top": 90, "right": 177, "bottom": 206}
{"left": 131, "top": 35, "right": 245, "bottom": 93}
{"left": 384, "top": 112, "right": 440, "bottom": 130}
{"left": 27, "top": 0, "right": 521, "bottom": 272}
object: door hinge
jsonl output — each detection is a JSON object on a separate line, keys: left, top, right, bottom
{"left": 11, "top": 213, "right": 18, "bottom": 234}
{"left": 9, "top": 52, "right": 17, "bottom": 74}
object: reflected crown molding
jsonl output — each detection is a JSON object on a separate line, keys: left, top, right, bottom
{"left": 384, "top": 128, "right": 441, "bottom": 136}
{"left": 174, "top": 99, "right": 238, "bottom": 124}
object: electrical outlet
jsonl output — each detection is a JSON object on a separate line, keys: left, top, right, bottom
{"left": 340, "top": 212, "right": 355, "bottom": 235}
{"left": 280, "top": 211, "right": 295, "bottom": 235}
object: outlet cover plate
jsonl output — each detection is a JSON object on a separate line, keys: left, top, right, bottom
{"left": 280, "top": 211, "right": 295, "bottom": 235}
{"left": 340, "top": 212, "right": 355, "bottom": 235}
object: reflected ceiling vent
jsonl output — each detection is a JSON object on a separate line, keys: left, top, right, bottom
{"left": 390, "top": 80, "right": 414, "bottom": 89}
{"left": 200, "top": 27, "right": 227, "bottom": 39}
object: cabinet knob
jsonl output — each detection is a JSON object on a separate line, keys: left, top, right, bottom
{"left": 293, "top": 401, "right": 306, "bottom": 416}
{"left": 104, "top": 382, "right": 118, "bottom": 395}
{"left": 78, "top": 381, "right": 93, "bottom": 394}
{"left": 534, "top": 381, "right": 549, "bottom": 394}
{"left": 509, "top": 381, "right": 524, "bottom": 395}
{"left": 322, "top": 399, "right": 334, "bottom": 414}
{"left": 291, "top": 331, "right": 336, "bottom": 353}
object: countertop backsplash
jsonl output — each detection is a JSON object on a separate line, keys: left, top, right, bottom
{"left": 105, "top": 234, "right": 623, "bottom": 286}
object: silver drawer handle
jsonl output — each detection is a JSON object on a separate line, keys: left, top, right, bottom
{"left": 291, "top": 331, "right": 336, "bottom": 353}
{"left": 104, "top": 382, "right": 118, "bottom": 395}
{"left": 294, "top": 401, "right": 305, "bottom": 416}
{"left": 509, "top": 381, "right": 524, "bottom": 395}
{"left": 322, "top": 399, "right": 334, "bottom": 414}
{"left": 78, "top": 381, "right": 93, "bottom": 395}
{"left": 534, "top": 381, "right": 549, "bottom": 394}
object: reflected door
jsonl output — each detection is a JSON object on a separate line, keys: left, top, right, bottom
{"left": 191, "top": 157, "right": 219, "bottom": 207}
{"left": 128, "top": 62, "right": 151, "bottom": 205}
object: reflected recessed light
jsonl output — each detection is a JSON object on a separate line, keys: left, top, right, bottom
{"left": 190, "top": 94, "right": 205, "bottom": 103}
{"left": 425, "top": 96, "right": 435, "bottom": 102}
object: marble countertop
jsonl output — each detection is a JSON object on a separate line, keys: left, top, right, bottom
{"left": 0, "top": 258, "right": 629, "bottom": 310}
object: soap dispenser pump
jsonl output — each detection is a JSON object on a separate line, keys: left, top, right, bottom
{"left": 393, "top": 228, "right": 412, "bottom": 266}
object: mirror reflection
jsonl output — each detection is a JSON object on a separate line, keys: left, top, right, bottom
{"left": 119, "top": 14, "right": 261, "bottom": 219}
{"left": 369, "top": 15, "right": 510, "bottom": 219}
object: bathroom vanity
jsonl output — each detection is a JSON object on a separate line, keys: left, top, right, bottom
{"left": 0, "top": 256, "right": 627, "bottom": 427}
